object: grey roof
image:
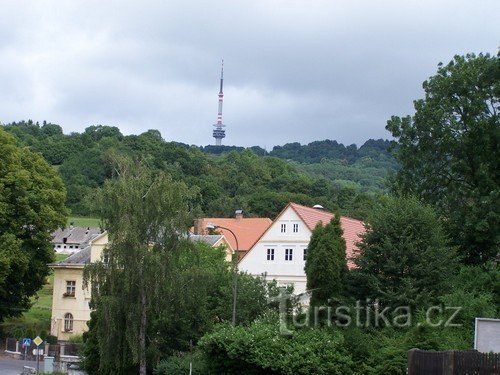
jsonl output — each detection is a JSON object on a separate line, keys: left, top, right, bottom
{"left": 51, "top": 245, "right": 91, "bottom": 267}
{"left": 188, "top": 234, "right": 224, "bottom": 247}
{"left": 52, "top": 226, "right": 102, "bottom": 245}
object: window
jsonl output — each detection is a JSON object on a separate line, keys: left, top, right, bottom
{"left": 285, "top": 248, "right": 293, "bottom": 261}
{"left": 103, "top": 249, "right": 110, "bottom": 265}
{"left": 293, "top": 223, "right": 299, "bottom": 233}
{"left": 57, "top": 245, "right": 61, "bottom": 248}
{"left": 280, "top": 223, "right": 286, "bottom": 233}
{"left": 75, "top": 245, "right": 79, "bottom": 249}
{"left": 267, "top": 248, "right": 275, "bottom": 261}
{"left": 65, "top": 280, "right": 76, "bottom": 297}
{"left": 64, "top": 313, "right": 73, "bottom": 332}
{"left": 69, "top": 245, "right": 73, "bottom": 249}
{"left": 303, "top": 248, "right": 308, "bottom": 261}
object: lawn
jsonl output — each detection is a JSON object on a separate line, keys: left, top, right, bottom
{"left": 67, "top": 216, "right": 101, "bottom": 227}
{"left": 1, "top": 254, "right": 68, "bottom": 338}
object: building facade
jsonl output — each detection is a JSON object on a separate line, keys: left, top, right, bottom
{"left": 238, "top": 203, "right": 365, "bottom": 295}
{"left": 49, "top": 232, "right": 232, "bottom": 341}
{"left": 50, "top": 232, "right": 108, "bottom": 341}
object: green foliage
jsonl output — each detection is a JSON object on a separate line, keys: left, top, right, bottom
{"left": 3, "top": 122, "right": 391, "bottom": 221}
{"left": 386, "top": 53, "right": 500, "bottom": 265}
{"left": 305, "top": 216, "right": 347, "bottom": 306}
{"left": 83, "top": 162, "right": 196, "bottom": 374}
{"left": 349, "top": 195, "right": 457, "bottom": 310}
{"left": 199, "top": 314, "right": 354, "bottom": 375}
{"left": 154, "top": 351, "right": 207, "bottom": 375}
{"left": 0, "top": 127, "right": 67, "bottom": 322}
{"left": 82, "top": 160, "right": 284, "bottom": 373}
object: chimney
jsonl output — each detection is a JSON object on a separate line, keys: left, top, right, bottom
{"left": 235, "top": 209, "right": 243, "bottom": 221}
{"left": 193, "top": 218, "right": 203, "bottom": 235}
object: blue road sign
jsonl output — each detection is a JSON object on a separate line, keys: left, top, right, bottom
{"left": 22, "top": 337, "right": 31, "bottom": 347}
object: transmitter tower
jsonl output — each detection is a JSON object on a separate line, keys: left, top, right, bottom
{"left": 212, "top": 60, "right": 226, "bottom": 146}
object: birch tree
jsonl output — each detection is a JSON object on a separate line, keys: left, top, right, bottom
{"left": 85, "top": 161, "right": 196, "bottom": 374}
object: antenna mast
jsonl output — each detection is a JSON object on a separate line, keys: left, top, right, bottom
{"left": 212, "top": 59, "right": 226, "bottom": 146}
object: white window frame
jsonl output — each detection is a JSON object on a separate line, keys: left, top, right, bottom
{"left": 64, "top": 313, "right": 73, "bottom": 332}
{"left": 267, "top": 248, "right": 275, "bottom": 261}
{"left": 293, "top": 223, "right": 299, "bottom": 233}
{"left": 280, "top": 223, "right": 286, "bottom": 233}
{"left": 285, "top": 248, "right": 293, "bottom": 261}
{"left": 65, "top": 280, "right": 76, "bottom": 296}
{"left": 303, "top": 248, "right": 307, "bottom": 261}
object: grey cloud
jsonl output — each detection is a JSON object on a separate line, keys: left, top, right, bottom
{"left": 0, "top": 0, "right": 498, "bottom": 147}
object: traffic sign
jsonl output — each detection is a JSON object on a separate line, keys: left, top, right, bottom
{"left": 33, "top": 336, "right": 43, "bottom": 346}
{"left": 22, "top": 338, "right": 31, "bottom": 347}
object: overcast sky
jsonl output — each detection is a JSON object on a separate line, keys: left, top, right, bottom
{"left": 1, "top": 1, "right": 498, "bottom": 148}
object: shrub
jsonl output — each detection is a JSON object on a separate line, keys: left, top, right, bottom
{"left": 154, "top": 351, "right": 206, "bottom": 375}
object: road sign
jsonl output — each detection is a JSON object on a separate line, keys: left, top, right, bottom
{"left": 33, "top": 336, "right": 43, "bottom": 346}
{"left": 22, "top": 338, "right": 31, "bottom": 347}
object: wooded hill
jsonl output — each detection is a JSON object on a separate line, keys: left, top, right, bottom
{"left": 2, "top": 121, "right": 397, "bottom": 219}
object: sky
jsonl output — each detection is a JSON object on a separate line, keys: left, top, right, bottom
{"left": 0, "top": 1, "right": 498, "bottom": 148}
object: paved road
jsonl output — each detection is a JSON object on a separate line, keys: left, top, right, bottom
{"left": 0, "top": 357, "right": 39, "bottom": 375}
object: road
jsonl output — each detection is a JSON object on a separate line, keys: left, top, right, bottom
{"left": 0, "top": 356, "right": 39, "bottom": 375}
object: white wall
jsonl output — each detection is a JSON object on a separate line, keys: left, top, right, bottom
{"left": 239, "top": 207, "right": 311, "bottom": 295}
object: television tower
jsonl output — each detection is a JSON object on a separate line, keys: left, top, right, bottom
{"left": 212, "top": 60, "right": 226, "bottom": 146}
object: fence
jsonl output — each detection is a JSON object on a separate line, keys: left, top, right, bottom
{"left": 4, "top": 338, "right": 82, "bottom": 361}
{"left": 408, "top": 348, "right": 500, "bottom": 375}
{"left": 6, "top": 337, "right": 18, "bottom": 352}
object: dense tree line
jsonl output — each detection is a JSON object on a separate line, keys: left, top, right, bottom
{"left": 2, "top": 121, "right": 391, "bottom": 220}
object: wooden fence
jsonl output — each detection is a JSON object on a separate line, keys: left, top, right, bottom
{"left": 408, "top": 348, "right": 500, "bottom": 375}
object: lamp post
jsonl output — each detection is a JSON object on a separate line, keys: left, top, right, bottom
{"left": 206, "top": 223, "right": 239, "bottom": 326}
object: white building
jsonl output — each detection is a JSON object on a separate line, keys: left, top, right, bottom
{"left": 52, "top": 226, "right": 102, "bottom": 254}
{"left": 238, "top": 202, "right": 365, "bottom": 295}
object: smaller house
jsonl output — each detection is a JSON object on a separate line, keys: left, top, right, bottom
{"left": 192, "top": 210, "right": 272, "bottom": 259}
{"left": 52, "top": 226, "right": 102, "bottom": 254}
{"left": 50, "top": 232, "right": 108, "bottom": 341}
{"left": 188, "top": 234, "right": 233, "bottom": 262}
{"left": 50, "top": 231, "right": 233, "bottom": 341}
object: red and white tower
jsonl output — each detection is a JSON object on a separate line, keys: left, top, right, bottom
{"left": 212, "top": 60, "right": 226, "bottom": 146}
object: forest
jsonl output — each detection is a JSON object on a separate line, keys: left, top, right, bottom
{"left": 2, "top": 120, "right": 396, "bottom": 220}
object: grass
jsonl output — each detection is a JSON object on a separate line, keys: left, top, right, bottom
{"left": 1, "top": 254, "right": 69, "bottom": 338}
{"left": 67, "top": 216, "right": 101, "bottom": 227}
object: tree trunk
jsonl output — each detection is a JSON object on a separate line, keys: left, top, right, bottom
{"left": 139, "top": 268, "right": 147, "bottom": 375}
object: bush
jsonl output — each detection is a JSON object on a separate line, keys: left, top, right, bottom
{"left": 154, "top": 351, "right": 206, "bottom": 375}
{"left": 199, "top": 313, "right": 354, "bottom": 375}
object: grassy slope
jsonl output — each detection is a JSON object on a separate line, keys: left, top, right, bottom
{"left": 67, "top": 216, "right": 101, "bottom": 227}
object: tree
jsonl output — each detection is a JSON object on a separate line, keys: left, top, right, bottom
{"left": 350, "top": 196, "right": 456, "bottom": 309}
{"left": 386, "top": 53, "right": 499, "bottom": 265}
{"left": 84, "top": 162, "right": 196, "bottom": 375}
{"left": 305, "top": 216, "right": 347, "bottom": 307}
{"left": 0, "top": 127, "right": 67, "bottom": 321}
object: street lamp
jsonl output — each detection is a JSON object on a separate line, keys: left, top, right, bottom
{"left": 206, "top": 223, "right": 239, "bottom": 326}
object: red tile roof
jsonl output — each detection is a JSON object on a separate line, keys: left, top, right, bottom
{"left": 195, "top": 218, "right": 272, "bottom": 251}
{"left": 282, "top": 203, "right": 365, "bottom": 268}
